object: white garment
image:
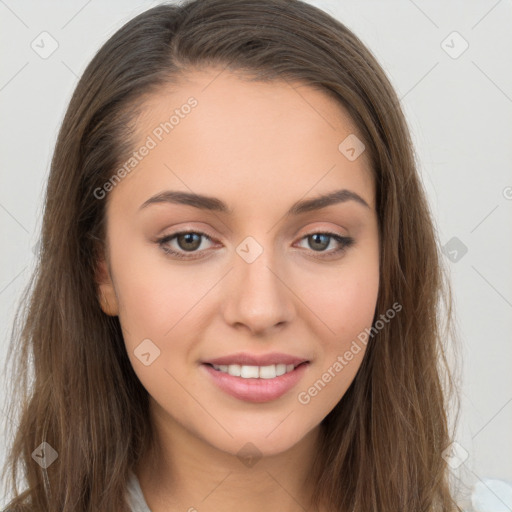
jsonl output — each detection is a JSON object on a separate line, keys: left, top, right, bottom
{"left": 126, "top": 471, "right": 152, "bottom": 512}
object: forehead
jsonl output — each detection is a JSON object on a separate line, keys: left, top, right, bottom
{"left": 110, "top": 68, "right": 375, "bottom": 213}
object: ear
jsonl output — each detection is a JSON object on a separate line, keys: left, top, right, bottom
{"left": 95, "top": 257, "right": 119, "bottom": 317}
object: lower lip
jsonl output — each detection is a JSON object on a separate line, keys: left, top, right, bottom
{"left": 201, "top": 363, "right": 310, "bottom": 403}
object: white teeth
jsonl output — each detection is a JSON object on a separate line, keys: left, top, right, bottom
{"left": 240, "top": 365, "right": 259, "bottom": 378}
{"left": 228, "top": 364, "right": 241, "bottom": 376}
{"left": 259, "top": 365, "right": 277, "bottom": 379}
{"left": 211, "top": 363, "right": 297, "bottom": 379}
{"left": 276, "top": 364, "right": 287, "bottom": 376}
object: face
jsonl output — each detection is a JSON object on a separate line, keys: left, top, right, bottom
{"left": 96, "top": 68, "right": 380, "bottom": 457}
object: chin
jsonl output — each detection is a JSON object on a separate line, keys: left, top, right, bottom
{"left": 201, "top": 421, "right": 318, "bottom": 461}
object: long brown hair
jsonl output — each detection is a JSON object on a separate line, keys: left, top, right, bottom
{"left": 2, "top": 0, "right": 461, "bottom": 510}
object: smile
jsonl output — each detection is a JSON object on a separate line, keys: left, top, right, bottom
{"left": 209, "top": 363, "right": 296, "bottom": 379}
{"left": 201, "top": 361, "right": 310, "bottom": 403}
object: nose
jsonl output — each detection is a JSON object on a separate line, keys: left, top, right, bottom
{"left": 222, "top": 245, "right": 295, "bottom": 336}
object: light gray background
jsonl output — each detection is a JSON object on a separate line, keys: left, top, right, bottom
{"left": 1, "top": 1, "right": 511, "bottom": 509}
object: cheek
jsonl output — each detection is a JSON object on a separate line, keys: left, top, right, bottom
{"left": 299, "top": 256, "right": 379, "bottom": 345}
{"left": 113, "top": 242, "right": 207, "bottom": 342}
{"left": 294, "top": 254, "right": 379, "bottom": 408}
{"left": 114, "top": 258, "right": 205, "bottom": 403}
{"left": 112, "top": 249, "right": 220, "bottom": 396}
{"left": 333, "top": 274, "right": 378, "bottom": 342}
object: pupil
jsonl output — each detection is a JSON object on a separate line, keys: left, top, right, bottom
{"left": 179, "top": 233, "right": 201, "bottom": 251}
{"left": 310, "top": 233, "right": 328, "bottom": 251}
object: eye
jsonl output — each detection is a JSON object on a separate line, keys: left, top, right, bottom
{"left": 157, "top": 231, "right": 216, "bottom": 259}
{"left": 156, "top": 230, "right": 354, "bottom": 260}
{"left": 295, "top": 231, "right": 354, "bottom": 258}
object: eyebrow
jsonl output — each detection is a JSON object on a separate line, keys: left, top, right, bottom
{"left": 138, "top": 188, "right": 370, "bottom": 215}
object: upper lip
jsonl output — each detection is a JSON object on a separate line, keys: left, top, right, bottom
{"left": 203, "top": 352, "right": 309, "bottom": 367}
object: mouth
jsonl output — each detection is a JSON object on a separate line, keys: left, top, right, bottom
{"left": 204, "top": 361, "right": 308, "bottom": 379}
{"left": 200, "top": 354, "right": 311, "bottom": 403}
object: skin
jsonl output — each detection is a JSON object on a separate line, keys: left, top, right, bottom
{"left": 96, "top": 68, "right": 380, "bottom": 512}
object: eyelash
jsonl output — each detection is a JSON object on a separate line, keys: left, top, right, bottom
{"left": 156, "top": 230, "right": 355, "bottom": 260}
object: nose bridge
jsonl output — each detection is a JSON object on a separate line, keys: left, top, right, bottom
{"left": 222, "top": 234, "right": 294, "bottom": 333}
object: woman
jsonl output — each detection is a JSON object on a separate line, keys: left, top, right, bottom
{"left": 2, "top": 0, "right": 461, "bottom": 510}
